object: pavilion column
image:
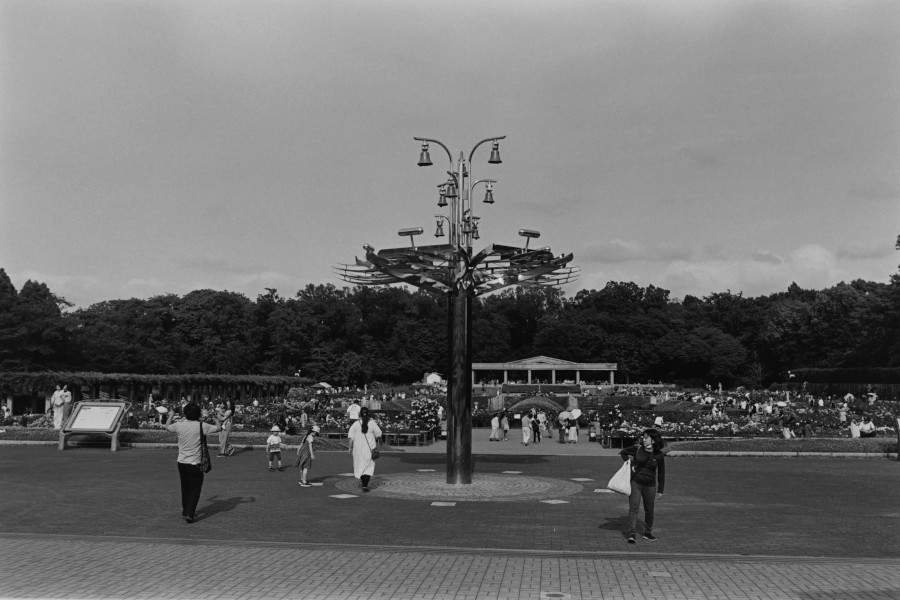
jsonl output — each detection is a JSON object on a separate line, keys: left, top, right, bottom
{"left": 503, "top": 370, "right": 507, "bottom": 383}
{"left": 552, "top": 370, "right": 556, "bottom": 384}
{"left": 609, "top": 371, "right": 614, "bottom": 385}
{"left": 527, "top": 370, "right": 532, "bottom": 384}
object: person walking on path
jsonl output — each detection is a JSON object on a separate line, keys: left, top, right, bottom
{"left": 348, "top": 407, "right": 382, "bottom": 492}
{"left": 619, "top": 428, "right": 670, "bottom": 543}
{"left": 490, "top": 414, "right": 501, "bottom": 441}
{"left": 165, "top": 403, "right": 221, "bottom": 523}
{"left": 296, "top": 425, "right": 320, "bottom": 486}
{"left": 501, "top": 413, "right": 510, "bottom": 441}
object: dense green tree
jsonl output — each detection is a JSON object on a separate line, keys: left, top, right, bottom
{"left": 4, "top": 242, "right": 900, "bottom": 385}
{"left": 0, "top": 269, "right": 21, "bottom": 369}
{"left": 11, "top": 280, "right": 71, "bottom": 369}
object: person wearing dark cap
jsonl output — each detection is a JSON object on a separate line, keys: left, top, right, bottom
{"left": 619, "top": 428, "right": 670, "bottom": 543}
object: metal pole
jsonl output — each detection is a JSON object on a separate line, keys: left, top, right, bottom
{"left": 446, "top": 278, "right": 474, "bottom": 484}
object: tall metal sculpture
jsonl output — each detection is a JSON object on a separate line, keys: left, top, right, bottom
{"left": 337, "top": 136, "right": 578, "bottom": 484}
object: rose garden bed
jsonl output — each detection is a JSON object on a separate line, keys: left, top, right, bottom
{"left": 1, "top": 427, "right": 897, "bottom": 454}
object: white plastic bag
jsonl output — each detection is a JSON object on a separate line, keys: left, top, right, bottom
{"left": 607, "top": 459, "right": 632, "bottom": 495}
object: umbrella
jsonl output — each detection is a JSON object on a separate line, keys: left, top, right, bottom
{"left": 776, "top": 401, "right": 787, "bottom": 407}
{"left": 569, "top": 408, "right": 582, "bottom": 419}
{"left": 155, "top": 406, "right": 168, "bottom": 414}
{"left": 558, "top": 411, "right": 571, "bottom": 424}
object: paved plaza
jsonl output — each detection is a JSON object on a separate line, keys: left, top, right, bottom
{"left": 1, "top": 434, "right": 899, "bottom": 599}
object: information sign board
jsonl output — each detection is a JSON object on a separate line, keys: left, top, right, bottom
{"left": 60, "top": 401, "right": 128, "bottom": 451}
{"left": 68, "top": 403, "right": 125, "bottom": 433}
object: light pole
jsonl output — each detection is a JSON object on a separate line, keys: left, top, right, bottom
{"left": 337, "top": 136, "right": 578, "bottom": 484}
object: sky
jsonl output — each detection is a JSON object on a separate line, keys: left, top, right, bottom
{"left": 1, "top": 0, "right": 899, "bottom": 310}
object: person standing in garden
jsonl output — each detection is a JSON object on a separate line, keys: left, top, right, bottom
{"left": 521, "top": 412, "right": 532, "bottom": 446}
{"left": 216, "top": 398, "right": 235, "bottom": 457}
{"left": 346, "top": 399, "right": 361, "bottom": 425}
{"left": 50, "top": 385, "right": 65, "bottom": 429}
{"left": 859, "top": 415, "right": 877, "bottom": 438}
{"left": 60, "top": 385, "right": 73, "bottom": 424}
{"left": 531, "top": 411, "right": 541, "bottom": 443}
{"left": 619, "top": 428, "right": 670, "bottom": 543}
{"left": 165, "top": 403, "right": 221, "bottom": 523}
{"left": 266, "top": 425, "right": 285, "bottom": 471}
{"left": 348, "top": 407, "right": 382, "bottom": 492}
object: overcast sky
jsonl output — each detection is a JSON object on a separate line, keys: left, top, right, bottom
{"left": 2, "top": 0, "right": 898, "bottom": 309}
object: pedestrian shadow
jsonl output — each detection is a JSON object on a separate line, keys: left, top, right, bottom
{"left": 598, "top": 516, "right": 640, "bottom": 540}
{"left": 397, "top": 455, "right": 550, "bottom": 466}
{"left": 197, "top": 495, "right": 255, "bottom": 521}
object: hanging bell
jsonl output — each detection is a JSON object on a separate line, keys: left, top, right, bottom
{"left": 434, "top": 221, "right": 445, "bottom": 237}
{"left": 444, "top": 180, "right": 458, "bottom": 198}
{"left": 417, "top": 143, "right": 433, "bottom": 167}
{"left": 488, "top": 141, "right": 502, "bottom": 164}
{"left": 483, "top": 188, "right": 494, "bottom": 204}
{"left": 437, "top": 189, "right": 448, "bottom": 208}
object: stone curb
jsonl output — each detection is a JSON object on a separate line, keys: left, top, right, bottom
{"left": 668, "top": 450, "right": 899, "bottom": 459}
{"left": 0, "top": 439, "right": 896, "bottom": 459}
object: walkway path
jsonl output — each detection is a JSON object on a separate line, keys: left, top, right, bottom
{"left": 1, "top": 436, "right": 898, "bottom": 599}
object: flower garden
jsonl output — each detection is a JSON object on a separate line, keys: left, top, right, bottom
{"left": 1, "top": 386, "right": 897, "bottom": 453}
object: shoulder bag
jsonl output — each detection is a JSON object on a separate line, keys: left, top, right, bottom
{"left": 367, "top": 434, "right": 380, "bottom": 460}
{"left": 199, "top": 422, "right": 212, "bottom": 473}
{"left": 607, "top": 458, "right": 631, "bottom": 494}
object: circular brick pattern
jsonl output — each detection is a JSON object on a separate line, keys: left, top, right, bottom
{"left": 334, "top": 472, "right": 583, "bottom": 502}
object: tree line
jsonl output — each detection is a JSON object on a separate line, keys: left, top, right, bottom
{"left": 2, "top": 251, "right": 899, "bottom": 388}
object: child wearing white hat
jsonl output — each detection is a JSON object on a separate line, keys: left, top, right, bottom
{"left": 266, "top": 426, "right": 284, "bottom": 472}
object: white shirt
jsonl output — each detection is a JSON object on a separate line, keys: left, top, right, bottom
{"left": 347, "top": 403, "right": 361, "bottom": 420}
{"left": 266, "top": 434, "right": 283, "bottom": 452}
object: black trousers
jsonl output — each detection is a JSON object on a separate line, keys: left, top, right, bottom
{"left": 177, "top": 462, "right": 204, "bottom": 517}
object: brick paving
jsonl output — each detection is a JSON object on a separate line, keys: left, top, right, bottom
{"left": 1, "top": 434, "right": 899, "bottom": 599}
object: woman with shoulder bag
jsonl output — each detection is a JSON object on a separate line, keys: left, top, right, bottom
{"left": 166, "top": 403, "right": 221, "bottom": 523}
{"left": 619, "top": 428, "right": 670, "bottom": 543}
{"left": 348, "top": 407, "right": 382, "bottom": 492}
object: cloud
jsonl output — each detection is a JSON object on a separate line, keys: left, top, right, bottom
{"left": 848, "top": 180, "right": 900, "bottom": 201}
{"left": 836, "top": 241, "right": 895, "bottom": 260}
{"left": 576, "top": 241, "right": 897, "bottom": 300}
{"left": 677, "top": 145, "right": 719, "bottom": 168}
{"left": 751, "top": 250, "right": 783, "bottom": 264}
{"left": 122, "top": 278, "right": 168, "bottom": 299}
{"left": 580, "top": 239, "right": 690, "bottom": 263}
{"left": 180, "top": 256, "right": 268, "bottom": 275}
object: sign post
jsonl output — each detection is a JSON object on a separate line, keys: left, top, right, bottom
{"left": 59, "top": 401, "right": 129, "bottom": 451}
